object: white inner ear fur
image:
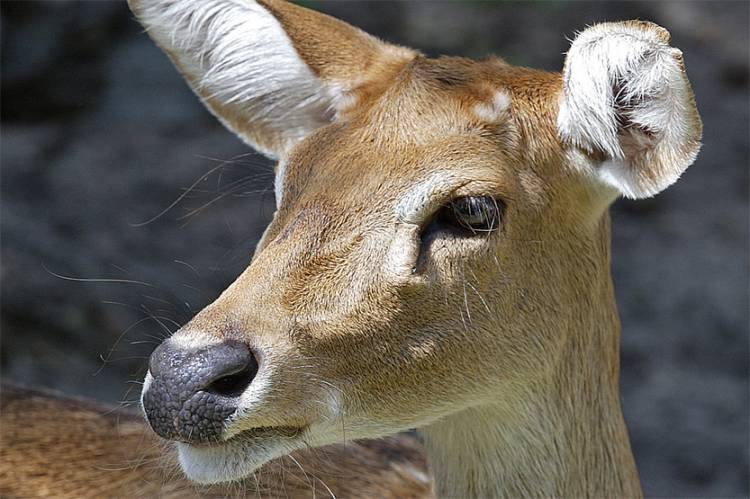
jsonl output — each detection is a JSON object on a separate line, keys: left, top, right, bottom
{"left": 134, "top": 0, "right": 341, "bottom": 159}
{"left": 557, "top": 22, "right": 701, "bottom": 199}
{"left": 274, "top": 159, "right": 287, "bottom": 209}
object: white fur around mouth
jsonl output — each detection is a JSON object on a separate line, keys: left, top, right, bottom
{"left": 176, "top": 428, "right": 305, "bottom": 484}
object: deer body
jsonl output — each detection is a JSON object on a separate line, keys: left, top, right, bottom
{"left": 2, "top": 1, "right": 702, "bottom": 497}
{"left": 0, "top": 384, "right": 431, "bottom": 498}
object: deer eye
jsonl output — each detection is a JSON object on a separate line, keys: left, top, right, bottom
{"left": 435, "top": 196, "right": 504, "bottom": 236}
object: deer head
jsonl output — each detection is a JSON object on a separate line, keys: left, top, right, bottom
{"left": 131, "top": 1, "right": 701, "bottom": 495}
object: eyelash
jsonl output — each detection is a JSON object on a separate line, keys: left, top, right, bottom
{"left": 426, "top": 195, "right": 505, "bottom": 238}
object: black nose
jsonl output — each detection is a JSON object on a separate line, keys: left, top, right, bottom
{"left": 142, "top": 339, "right": 258, "bottom": 444}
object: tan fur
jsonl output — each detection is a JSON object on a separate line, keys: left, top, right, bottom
{"left": 0, "top": 384, "right": 431, "bottom": 498}
{"left": 4, "top": 1, "right": 702, "bottom": 497}
{"left": 257, "top": 0, "right": 415, "bottom": 86}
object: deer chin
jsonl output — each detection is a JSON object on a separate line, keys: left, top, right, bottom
{"left": 176, "top": 426, "right": 306, "bottom": 484}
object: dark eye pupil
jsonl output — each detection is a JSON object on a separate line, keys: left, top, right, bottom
{"left": 441, "top": 196, "right": 503, "bottom": 235}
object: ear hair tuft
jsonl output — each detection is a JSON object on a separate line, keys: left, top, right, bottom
{"left": 557, "top": 21, "right": 702, "bottom": 199}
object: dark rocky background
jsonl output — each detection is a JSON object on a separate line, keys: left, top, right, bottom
{"left": 1, "top": 1, "right": 748, "bottom": 497}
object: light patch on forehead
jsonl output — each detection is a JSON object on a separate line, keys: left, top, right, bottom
{"left": 473, "top": 90, "right": 512, "bottom": 123}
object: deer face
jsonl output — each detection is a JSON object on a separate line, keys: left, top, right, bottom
{"left": 132, "top": 0, "right": 701, "bottom": 484}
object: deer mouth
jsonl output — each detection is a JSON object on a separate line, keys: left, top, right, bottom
{"left": 177, "top": 424, "right": 306, "bottom": 447}
{"left": 231, "top": 425, "right": 305, "bottom": 440}
{"left": 175, "top": 424, "right": 308, "bottom": 484}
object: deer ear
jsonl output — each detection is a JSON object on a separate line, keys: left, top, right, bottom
{"left": 557, "top": 21, "right": 702, "bottom": 199}
{"left": 128, "top": 0, "right": 416, "bottom": 159}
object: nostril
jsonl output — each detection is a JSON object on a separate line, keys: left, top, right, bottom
{"left": 205, "top": 363, "right": 256, "bottom": 398}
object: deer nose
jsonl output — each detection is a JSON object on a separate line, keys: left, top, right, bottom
{"left": 142, "top": 339, "right": 258, "bottom": 444}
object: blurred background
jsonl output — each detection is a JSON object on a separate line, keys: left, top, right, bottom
{"left": 1, "top": 1, "right": 747, "bottom": 497}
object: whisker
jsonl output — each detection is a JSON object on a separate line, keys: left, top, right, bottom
{"left": 42, "top": 263, "right": 155, "bottom": 287}
{"left": 130, "top": 161, "right": 238, "bottom": 227}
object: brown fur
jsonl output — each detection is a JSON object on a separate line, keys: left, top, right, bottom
{"left": 257, "top": 0, "right": 415, "bottom": 87}
{"left": 0, "top": 383, "right": 430, "bottom": 498}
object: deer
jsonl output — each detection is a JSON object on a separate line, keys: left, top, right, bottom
{"left": 0, "top": 0, "right": 702, "bottom": 497}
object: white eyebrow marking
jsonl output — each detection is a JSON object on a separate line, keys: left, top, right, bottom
{"left": 473, "top": 90, "right": 512, "bottom": 123}
{"left": 395, "top": 172, "right": 463, "bottom": 225}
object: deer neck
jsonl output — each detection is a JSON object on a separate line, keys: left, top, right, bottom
{"left": 419, "top": 389, "right": 640, "bottom": 498}
{"left": 419, "top": 221, "right": 642, "bottom": 499}
{"left": 419, "top": 336, "right": 641, "bottom": 498}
